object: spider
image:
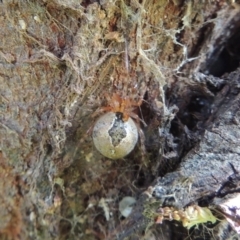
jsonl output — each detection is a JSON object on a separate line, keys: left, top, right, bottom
{"left": 101, "top": 92, "right": 146, "bottom": 122}
{"left": 92, "top": 90, "right": 147, "bottom": 159}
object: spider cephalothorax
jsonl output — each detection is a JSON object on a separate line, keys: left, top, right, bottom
{"left": 92, "top": 91, "right": 145, "bottom": 159}
{"left": 102, "top": 92, "right": 144, "bottom": 122}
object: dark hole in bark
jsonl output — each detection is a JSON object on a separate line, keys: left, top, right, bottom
{"left": 170, "top": 95, "right": 212, "bottom": 132}
{"left": 59, "top": 219, "right": 72, "bottom": 236}
{"left": 134, "top": 168, "right": 154, "bottom": 188}
{"left": 208, "top": 48, "right": 240, "bottom": 77}
{"left": 182, "top": 96, "right": 211, "bottom": 129}
{"left": 45, "top": 143, "right": 53, "bottom": 155}
{"left": 81, "top": 0, "right": 100, "bottom": 8}
{"left": 208, "top": 29, "right": 240, "bottom": 77}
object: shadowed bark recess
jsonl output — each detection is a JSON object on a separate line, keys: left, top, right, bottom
{"left": 0, "top": 0, "right": 240, "bottom": 239}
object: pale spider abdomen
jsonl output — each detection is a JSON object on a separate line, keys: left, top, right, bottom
{"left": 92, "top": 112, "right": 138, "bottom": 159}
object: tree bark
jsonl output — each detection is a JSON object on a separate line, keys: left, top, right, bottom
{"left": 0, "top": 0, "right": 240, "bottom": 239}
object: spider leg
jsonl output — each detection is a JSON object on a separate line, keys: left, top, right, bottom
{"left": 91, "top": 106, "right": 112, "bottom": 118}
{"left": 138, "top": 126, "right": 146, "bottom": 155}
{"left": 129, "top": 112, "right": 147, "bottom": 127}
{"left": 133, "top": 120, "right": 147, "bottom": 164}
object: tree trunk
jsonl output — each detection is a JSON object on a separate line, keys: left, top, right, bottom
{"left": 0, "top": 0, "right": 240, "bottom": 239}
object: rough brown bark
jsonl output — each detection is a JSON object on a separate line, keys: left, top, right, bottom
{"left": 0, "top": 0, "right": 240, "bottom": 239}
